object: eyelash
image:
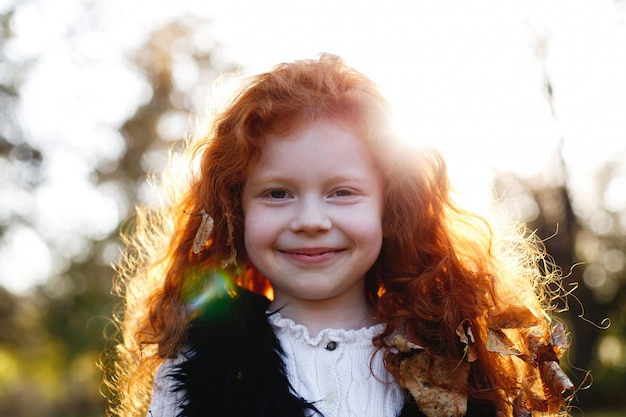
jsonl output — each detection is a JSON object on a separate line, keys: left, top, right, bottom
{"left": 331, "top": 189, "right": 353, "bottom": 197}
{"left": 263, "top": 188, "right": 356, "bottom": 200}
{"left": 268, "top": 189, "right": 288, "bottom": 199}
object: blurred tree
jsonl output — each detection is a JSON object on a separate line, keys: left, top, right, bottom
{"left": 494, "top": 154, "right": 626, "bottom": 410}
{"left": 0, "top": 7, "right": 237, "bottom": 416}
{"left": 113, "top": 17, "right": 238, "bottom": 200}
{"left": 0, "top": 6, "right": 43, "bottom": 238}
{"left": 493, "top": 34, "right": 626, "bottom": 411}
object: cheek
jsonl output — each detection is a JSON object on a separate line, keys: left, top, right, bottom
{"left": 243, "top": 208, "right": 276, "bottom": 251}
{"left": 365, "top": 206, "right": 384, "bottom": 252}
{"left": 243, "top": 213, "right": 259, "bottom": 251}
{"left": 344, "top": 208, "right": 384, "bottom": 246}
{"left": 365, "top": 223, "right": 384, "bottom": 252}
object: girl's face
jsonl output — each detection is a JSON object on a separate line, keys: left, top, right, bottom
{"left": 242, "top": 119, "right": 384, "bottom": 310}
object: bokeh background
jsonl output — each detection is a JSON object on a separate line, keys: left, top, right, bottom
{"left": 1, "top": 0, "right": 625, "bottom": 416}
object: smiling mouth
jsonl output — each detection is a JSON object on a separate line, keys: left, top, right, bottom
{"left": 279, "top": 248, "right": 344, "bottom": 262}
{"left": 282, "top": 248, "right": 338, "bottom": 256}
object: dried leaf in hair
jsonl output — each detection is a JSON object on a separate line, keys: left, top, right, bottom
{"left": 455, "top": 319, "right": 477, "bottom": 362}
{"left": 526, "top": 393, "right": 549, "bottom": 413}
{"left": 536, "top": 343, "right": 559, "bottom": 363}
{"left": 550, "top": 322, "right": 568, "bottom": 352}
{"left": 526, "top": 329, "right": 544, "bottom": 360}
{"left": 540, "top": 361, "right": 574, "bottom": 396}
{"left": 486, "top": 328, "right": 522, "bottom": 356}
{"left": 489, "top": 306, "right": 541, "bottom": 330}
{"left": 192, "top": 210, "right": 214, "bottom": 254}
{"left": 518, "top": 374, "right": 550, "bottom": 413}
{"left": 393, "top": 348, "right": 469, "bottom": 417}
{"left": 392, "top": 334, "right": 423, "bottom": 353}
{"left": 220, "top": 213, "right": 238, "bottom": 268}
{"left": 513, "top": 395, "right": 532, "bottom": 417}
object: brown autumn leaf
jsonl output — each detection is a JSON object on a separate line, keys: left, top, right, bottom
{"left": 513, "top": 395, "right": 532, "bottom": 417}
{"left": 392, "top": 334, "right": 423, "bottom": 353}
{"left": 489, "top": 306, "right": 541, "bottom": 330}
{"left": 526, "top": 393, "right": 549, "bottom": 413}
{"left": 486, "top": 328, "right": 522, "bottom": 356}
{"left": 526, "top": 329, "right": 545, "bottom": 361}
{"left": 536, "top": 343, "right": 559, "bottom": 363}
{"left": 550, "top": 322, "right": 568, "bottom": 353}
{"left": 394, "top": 349, "right": 469, "bottom": 417}
{"left": 518, "top": 374, "right": 551, "bottom": 413}
{"left": 540, "top": 361, "right": 574, "bottom": 396}
{"left": 455, "top": 319, "right": 477, "bottom": 362}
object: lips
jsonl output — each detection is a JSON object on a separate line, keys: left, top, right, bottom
{"left": 283, "top": 248, "right": 336, "bottom": 256}
{"left": 279, "top": 247, "right": 343, "bottom": 263}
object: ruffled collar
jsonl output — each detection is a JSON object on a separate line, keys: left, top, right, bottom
{"left": 267, "top": 311, "right": 385, "bottom": 349}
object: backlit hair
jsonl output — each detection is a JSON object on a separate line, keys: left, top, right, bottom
{"left": 106, "top": 54, "right": 569, "bottom": 417}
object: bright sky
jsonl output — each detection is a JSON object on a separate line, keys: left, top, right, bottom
{"left": 1, "top": 0, "right": 625, "bottom": 293}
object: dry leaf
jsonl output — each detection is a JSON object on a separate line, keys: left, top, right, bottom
{"left": 526, "top": 393, "right": 549, "bottom": 413}
{"left": 455, "top": 320, "right": 477, "bottom": 362}
{"left": 486, "top": 328, "right": 521, "bottom": 356}
{"left": 540, "top": 361, "right": 574, "bottom": 396}
{"left": 536, "top": 343, "right": 559, "bottom": 363}
{"left": 526, "top": 329, "right": 544, "bottom": 361}
{"left": 192, "top": 210, "right": 214, "bottom": 254}
{"left": 392, "top": 334, "right": 423, "bottom": 353}
{"left": 394, "top": 350, "right": 469, "bottom": 417}
{"left": 550, "top": 322, "right": 568, "bottom": 353}
{"left": 513, "top": 395, "right": 532, "bottom": 417}
{"left": 489, "top": 307, "right": 541, "bottom": 330}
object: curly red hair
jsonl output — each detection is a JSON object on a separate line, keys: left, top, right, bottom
{"left": 107, "top": 54, "right": 570, "bottom": 417}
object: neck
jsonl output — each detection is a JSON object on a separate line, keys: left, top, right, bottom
{"left": 269, "top": 296, "right": 376, "bottom": 338}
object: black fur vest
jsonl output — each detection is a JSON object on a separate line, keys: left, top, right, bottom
{"left": 169, "top": 286, "right": 489, "bottom": 417}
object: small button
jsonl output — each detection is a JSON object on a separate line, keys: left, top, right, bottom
{"left": 325, "top": 341, "right": 337, "bottom": 351}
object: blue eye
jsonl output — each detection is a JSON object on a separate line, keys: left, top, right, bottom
{"left": 269, "top": 190, "right": 288, "bottom": 199}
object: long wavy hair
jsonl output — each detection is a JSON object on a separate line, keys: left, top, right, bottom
{"left": 106, "top": 54, "right": 570, "bottom": 417}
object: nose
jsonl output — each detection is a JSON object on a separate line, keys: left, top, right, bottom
{"left": 289, "top": 197, "right": 332, "bottom": 233}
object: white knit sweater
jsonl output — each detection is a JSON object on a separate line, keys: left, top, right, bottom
{"left": 268, "top": 313, "right": 404, "bottom": 417}
{"left": 148, "top": 315, "right": 404, "bottom": 417}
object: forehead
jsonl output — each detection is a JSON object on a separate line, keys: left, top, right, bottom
{"left": 252, "top": 119, "right": 377, "bottom": 173}
{"left": 260, "top": 120, "right": 372, "bottom": 162}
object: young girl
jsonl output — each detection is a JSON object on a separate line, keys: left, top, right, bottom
{"left": 108, "top": 54, "right": 574, "bottom": 417}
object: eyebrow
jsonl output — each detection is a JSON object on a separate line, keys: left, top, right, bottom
{"left": 247, "top": 172, "right": 374, "bottom": 188}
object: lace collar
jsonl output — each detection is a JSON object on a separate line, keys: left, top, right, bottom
{"left": 267, "top": 312, "right": 385, "bottom": 349}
